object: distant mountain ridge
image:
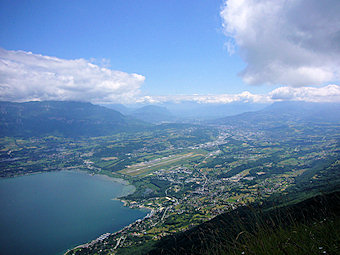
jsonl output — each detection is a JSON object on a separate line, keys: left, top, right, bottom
{"left": 104, "top": 104, "right": 176, "bottom": 124}
{"left": 103, "top": 102, "right": 269, "bottom": 123}
{"left": 0, "top": 101, "right": 149, "bottom": 137}
{"left": 129, "top": 105, "right": 175, "bottom": 124}
{"left": 163, "top": 101, "right": 269, "bottom": 120}
{"left": 2, "top": 100, "right": 339, "bottom": 137}
{"left": 102, "top": 103, "right": 133, "bottom": 115}
{"left": 214, "top": 101, "right": 340, "bottom": 127}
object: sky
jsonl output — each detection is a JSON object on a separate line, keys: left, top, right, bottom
{"left": 0, "top": 0, "right": 340, "bottom": 104}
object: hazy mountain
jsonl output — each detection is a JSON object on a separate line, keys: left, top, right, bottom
{"left": 162, "top": 101, "right": 269, "bottom": 121}
{"left": 101, "top": 103, "right": 134, "bottom": 115}
{"left": 129, "top": 105, "right": 175, "bottom": 124}
{"left": 102, "top": 102, "right": 269, "bottom": 123}
{"left": 264, "top": 101, "right": 340, "bottom": 122}
{"left": 0, "top": 101, "right": 149, "bottom": 137}
{"left": 214, "top": 101, "right": 340, "bottom": 127}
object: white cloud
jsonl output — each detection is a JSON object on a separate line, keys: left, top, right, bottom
{"left": 135, "top": 85, "right": 340, "bottom": 104}
{"left": 0, "top": 48, "right": 145, "bottom": 103}
{"left": 221, "top": 0, "right": 340, "bottom": 86}
{"left": 136, "top": 92, "right": 270, "bottom": 104}
{"left": 1, "top": 49, "right": 339, "bottom": 105}
{"left": 269, "top": 84, "right": 340, "bottom": 102}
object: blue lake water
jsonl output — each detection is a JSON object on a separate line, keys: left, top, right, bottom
{"left": 0, "top": 171, "right": 147, "bottom": 255}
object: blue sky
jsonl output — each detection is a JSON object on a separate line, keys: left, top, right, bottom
{"left": 0, "top": 0, "right": 339, "bottom": 104}
{"left": 1, "top": 0, "right": 251, "bottom": 95}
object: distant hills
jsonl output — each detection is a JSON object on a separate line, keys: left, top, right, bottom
{"left": 102, "top": 103, "right": 133, "bottom": 115}
{"left": 129, "top": 105, "right": 175, "bottom": 124}
{"left": 163, "top": 101, "right": 269, "bottom": 121}
{"left": 109, "top": 101, "right": 340, "bottom": 125}
{"left": 1, "top": 100, "right": 339, "bottom": 137}
{"left": 213, "top": 101, "right": 340, "bottom": 128}
{"left": 103, "top": 104, "right": 176, "bottom": 124}
{"left": 0, "top": 101, "right": 149, "bottom": 137}
{"left": 103, "top": 102, "right": 269, "bottom": 123}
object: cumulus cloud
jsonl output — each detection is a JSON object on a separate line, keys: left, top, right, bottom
{"left": 0, "top": 48, "right": 145, "bottom": 103}
{"left": 135, "top": 85, "right": 340, "bottom": 104}
{"left": 221, "top": 0, "right": 340, "bottom": 86}
{"left": 269, "top": 84, "right": 340, "bottom": 102}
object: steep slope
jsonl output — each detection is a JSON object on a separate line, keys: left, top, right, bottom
{"left": 0, "top": 101, "right": 149, "bottom": 137}
{"left": 142, "top": 191, "right": 340, "bottom": 255}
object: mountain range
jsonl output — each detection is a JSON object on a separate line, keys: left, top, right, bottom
{"left": 213, "top": 101, "right": 340, "bottom": 127}
{"left": 1, "top": 100, "right": 340, "bottom": 137}
{"left": 104, "top": 102, "right": 269, "bottom": 123}
{"left": 0, "top": 101, "right": 148, "bottom": 137}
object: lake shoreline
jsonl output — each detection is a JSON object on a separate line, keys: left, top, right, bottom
{"left": 1, "top": 169, "right": 147, "bottom": 255}
{"left": 61, "top": 169, "right": 147, "bottom": 255}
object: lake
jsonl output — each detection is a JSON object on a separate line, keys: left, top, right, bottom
{"left": 0, "top": 171, "right": 148, "bottom": 255}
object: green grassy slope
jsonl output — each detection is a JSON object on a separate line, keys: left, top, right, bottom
{"left": 118, "top": 190, "right": 340, "bottom": 255}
